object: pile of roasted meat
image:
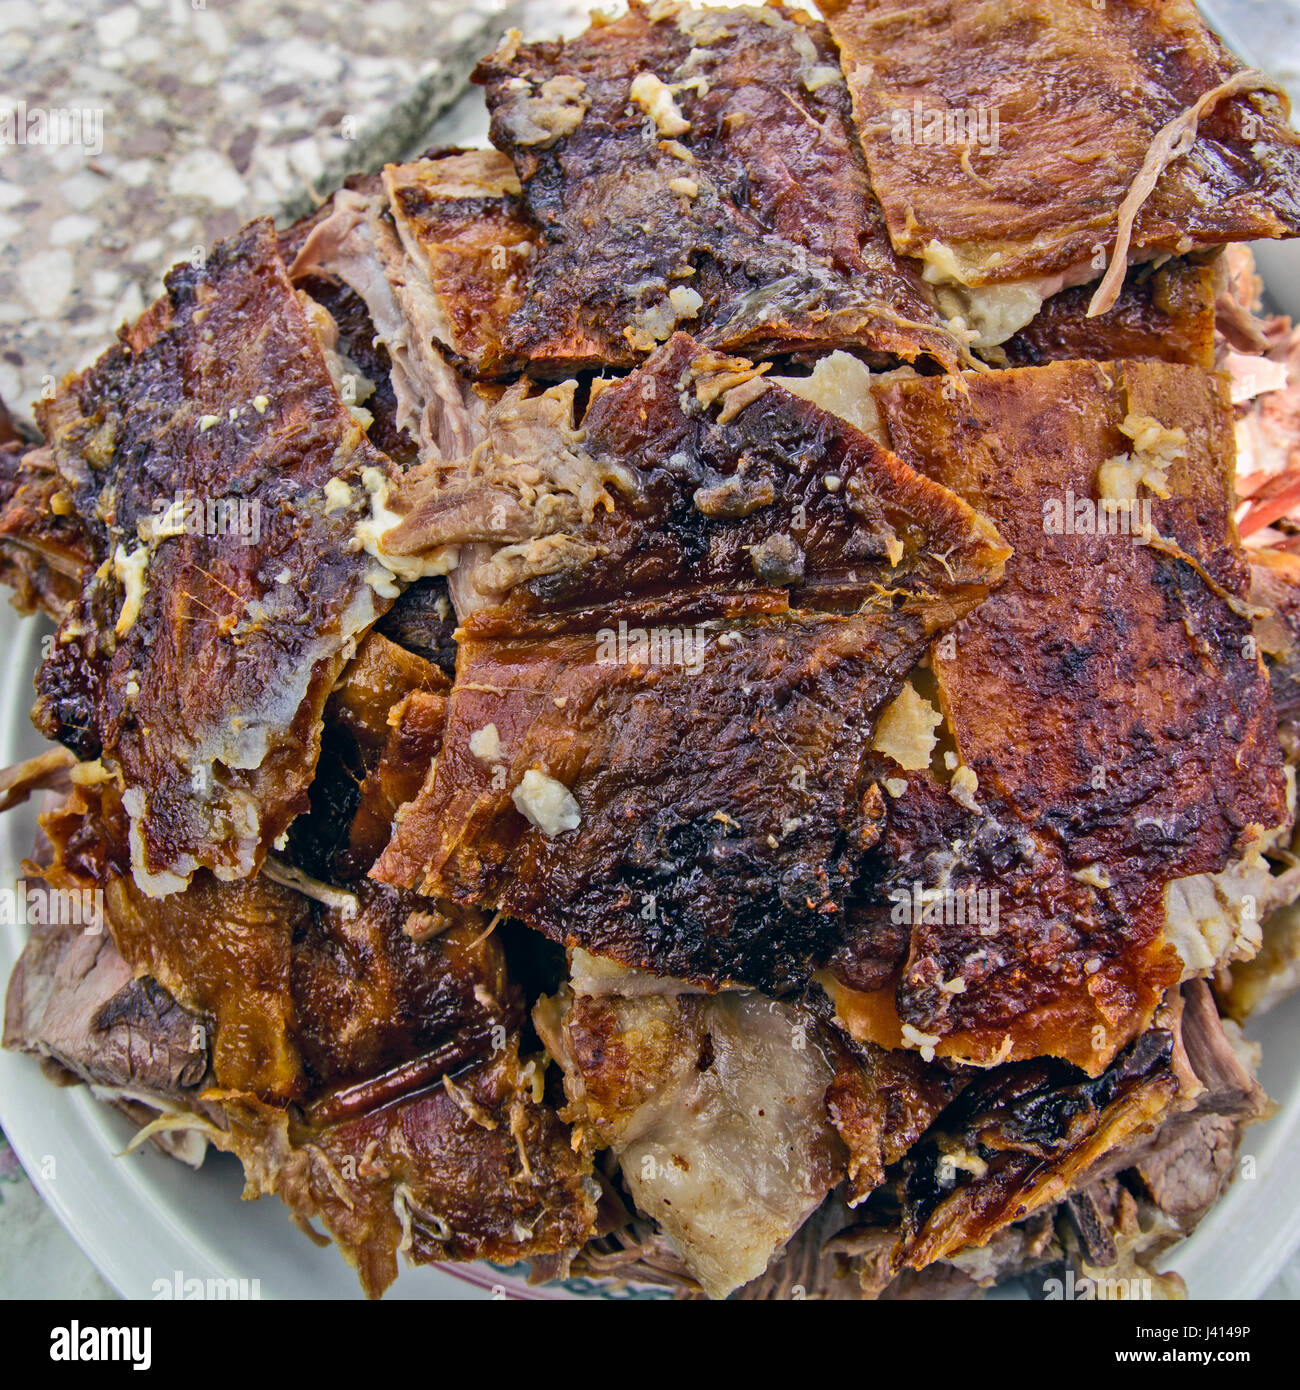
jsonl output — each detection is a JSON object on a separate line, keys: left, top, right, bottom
{"left": 6, "top": 0, "right": 1300, "bottom": 1299}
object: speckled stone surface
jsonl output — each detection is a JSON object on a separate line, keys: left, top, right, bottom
{"left": 0, "top": 0, "right": 520, "bottom": 422}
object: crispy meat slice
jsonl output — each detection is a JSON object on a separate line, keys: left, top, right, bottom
{"left": 893, "top": 1027, "right": 1191, "bottom": 1271}
{"left": 824, "top": 0, "right": 1300, "bottom": 308}
{"left": 472, "top": 1, "right": 963, "bottom": 374}
{"left": 386, "top": 334, "right": 1009, "bottom": 625}
{"left": 1002, "top": 259, "right": 1217, "bottom": 369}
{"left": 536, "top": 952, "right": 840, "bottom": 1299}
{"left": 825, "top": 1031, "right": 965, "bottom": 1207}
{"left": 3, "top": 919, "right": 209, "bottom": 1099}
{"left": 866, "top": 982, "right": 1267, "bottom": 1278}
{"left": 32, "top": 780, "right": 511, "bottom": 1106}
{"left": 295, "top": 272, "right": 419, "bottom": 468}
{"left": 383, "top": 150, "right": 534, "bottom": 378}
{"left": 286, "top": 630, "right": 451, "bottom": 880}
{"left": 375, "top": 604, "right": 958, "bottom": 993}
{"left": 208, "top": 1038, "right": 597, "bottom": 1298}
{"left": 30, "top": 219, "right": 414, "bottom": 896}
{"left": 826, "top": 360, "right": 1287, "bottom": 1073}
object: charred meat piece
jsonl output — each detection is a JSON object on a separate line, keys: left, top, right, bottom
{"left": 1002, "top": 259, "right": 1217, "bottom": 369}
{"left": 374, "top": 576, "right": 459, "bottom": 677}
{"left": 31, "top": 219, "right": 408, "bottom": 895}
{"left": 894, "top": 1027, "right": 1190, "bottom": 1270}
{"left": 210, "top": 1038, "right": 597, "bottom": 1298}
{"left": 827, "top": 360, "right": 1288, "bottom": 1073}
{"left": 382, "top": 150, "right": 534, "bottom": 378}
{"left": 0, "top": 443, "right": 95, "bottom": 619}
{"left": 291, "top": 879, "right": 520, "bottom": 1097}
{"left": 536, "top": 952, "right": 840, "bottom": 1299}
{"left": 824, "top": 0, "right": 1300, "bottom": 313}
{"left": 825, "top": 1030, "right": 966, "bottom": 1206}
{"left": 3, "top": 919, "right": 208, "bottom": 1098}
{"left": 386, "top": 334, "right": 1009, "bottom": 624}
{"left": 473, "top": 1, "right": 962, "bottom": 374}
{"left": 295, "top": 272, "right": 419, "bottom": 467}
{"left": 288, "top": 630, "right": 451, "bottom": 880}
{"left": 375, "top": 604, "right": 965, "bottom": 993}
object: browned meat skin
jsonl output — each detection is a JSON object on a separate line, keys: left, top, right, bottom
{"left": 473, "top": 1, "right": 962, "bottom": 375}
{"left": 1002, "top": 259, "right": 1217, "bottom": 369}
{"left": 835, "top": 982, "right": 1268, "bottom": 1285}
{"left": 3, "top": 919, "right": 209, "bottom": 1098}
{"left": 371, "top": 329, "right": 1009, "bottom": 991}
{"left": 375, "top": 605, "right": 958, "bottom": 993}
{"left": 447, "top": 334, "right": 1008, "bottom": 631}
{"left": 327, "top": 630, "right": 449, "bottom": 757}
{"left": 823, "top": 0, "right": 1300, "bottom": 287}
{"left": 340, "top": 689, "right": 449, "bottom": 877}
{"left": 0, "top": 443, "right": 95, "bottom": 619}
{"left": 383, "top": 150, "right": 533, "bottom": 378}
{"left": 285, "top": 630, "right": 451, "bottom": 881}
{"left": 1251, "top": 546, "right": 1300, "bottom": 755}
{"left": 893, "top": 1028, "right": 1189, "bottom": 1269}
{"left": 829, "top": 360, "right": 1287, "bottom": 1073}
{"left": 30, "top": 218, "right": 400, "bottom": 893}
{"left": 209, "top": 1038, "right": 597, "bottom": 1299}
{"left": 30, "top": 778, "right": 513, "bottom": 1107}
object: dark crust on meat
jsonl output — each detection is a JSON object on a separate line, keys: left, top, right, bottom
{"left": 473, "top": 1, "right": 962, "bottom": 373}
{"left": 830, "top": 360, "right": 1287, "bottom": 1072}
{"left": 374, "top": 607, "right": 942, "bottom": 993}
{"left": 212, "top": 1039, "right": 597, "bottom": 1298}
{"left": 31, "top": 219, "right": 398, "bottom": 889}
{"left": 0, "top": 442, "right": 94, "bottom": 618}
{"left": 824, "top": 0, "right": 1300, "bottom": 284}
{"left": 295, "top": 271, "right": 419, "bottom": 466}
{"left": 383, "top": 151, "right": 534, "bottom": 378}
{"left": 466, "top": 333, "right": 1008, "bottom": 631}
{"left": 1003, "top": 258, "right": 1217, "bottom": 368}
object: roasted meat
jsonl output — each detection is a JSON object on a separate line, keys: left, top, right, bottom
{"left": 30, "top": 219, "right": 422, "bottom": 896}
{"left": 473, "top": 1, "right": 963, "bottom": 374}
{"left": 823, "top": 359, "right": 1287, "bottom": 1074}
{"left": 824, "top": 0, "right": 1300, "bottom": 321}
